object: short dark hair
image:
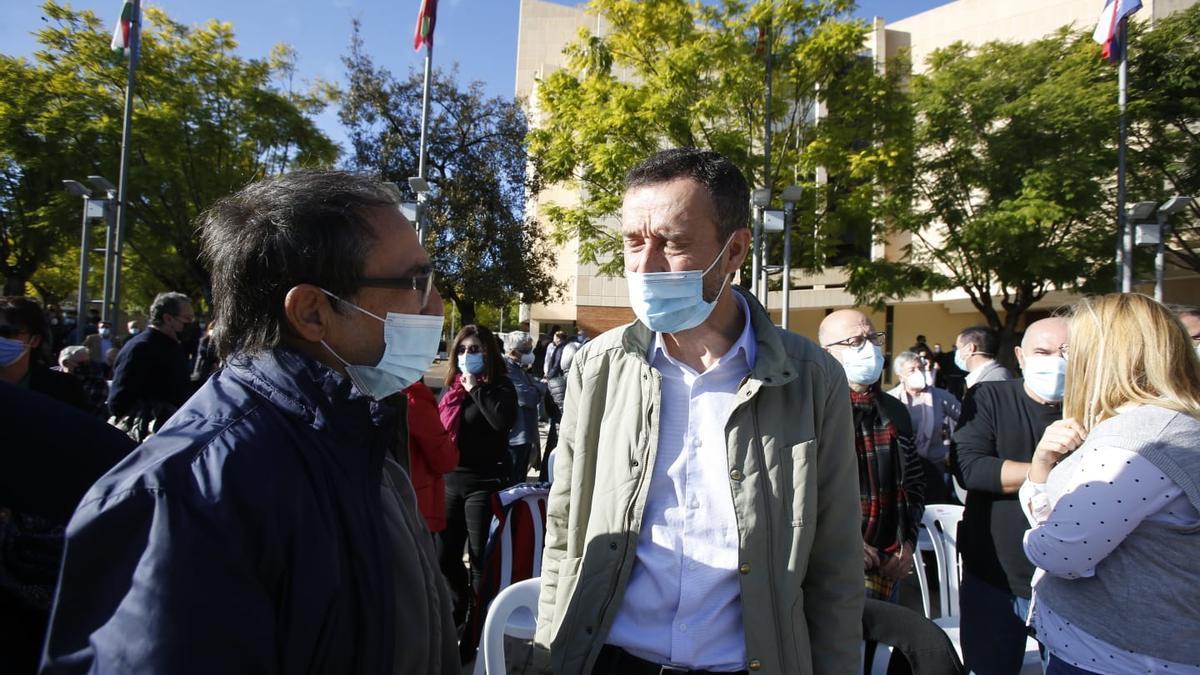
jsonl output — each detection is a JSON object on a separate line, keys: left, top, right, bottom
{"left": 1, "top": 296, "right": 48, "bottom": 363}
{"left": 624, "top": 148, "right": 751, "bottom": 242}
{"left": 444, "top": 324, "right": 509, "bottom": 385}
{"left": 199, "top": 170, "right": 398, "bottom": 360}
{"left": 957, "top": 325, "right": 999, "bottom": 356}
{"left": 149, "top": 292, "right": 192, "bottom": 327}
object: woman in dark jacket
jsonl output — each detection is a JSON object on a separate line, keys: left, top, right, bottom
{"left": 436, "top": 325, "right": 517, "bottom": 648}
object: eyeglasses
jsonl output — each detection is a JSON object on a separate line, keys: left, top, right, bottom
{"left": 1058, "top": 343, "right": 1070, "bottom": 360}
{"left": 358, "top": 270, "right": 436, "bottom": 310}
{"left": 455, "top": 344, "right": 483, "bottom": 355}
{"left": 824, "top": 331, "right": 887, "bottom": 349}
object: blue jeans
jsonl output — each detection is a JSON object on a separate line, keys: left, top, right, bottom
{"left": 1045, "top": 654, "right": 1098, "bottom": 675}
{"left": 960, "top": 572, "right": 1041, "bottom": 675}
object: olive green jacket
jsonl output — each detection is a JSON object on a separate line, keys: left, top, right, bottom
{"left": 535, "top": 290, "right": 863, "bottom": 674}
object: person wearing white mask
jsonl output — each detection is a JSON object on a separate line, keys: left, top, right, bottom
{"left": 502, "top": 331, "right": 545, "bottom": 483}
{"left": 535, "top": 149, "right": 862, "bottom": 675}
{"left": 42, "top": 171, "right": 460, "bottom": 674}
{"left": 887, "top": 351, "right": 961, "bottom": 504}
{"left": 820, "top": 310, "right": 926, "bottom": 602}
{"left": 950, "top": 316, "right": 1068, "bottom": 675}
{"left": 954, "top": 325, "right": 1014, "bottom": 389}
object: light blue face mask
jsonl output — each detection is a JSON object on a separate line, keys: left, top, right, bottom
{"left": 954, "top": 348, "right": 968, "bottom": 372}
{"left": 626, "top": 235, "right": 733, "bottom": 334}
{"left": 1023, "top": 355, "right": 1066, "bottom": 402}
{"left": 458, "top": 352, "right": 485, "bottom": 376}
{"left": 320, "top": 290, "right": 444, "bottom": 401}
{"left": 840, "top": 342, "right": 884, "bottom": 386}
{"left": 0, "top": 336, "right": 28, "bottom": 367}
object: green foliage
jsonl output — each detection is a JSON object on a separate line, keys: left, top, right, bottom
{"left": 339, "top": 22, "right": 560, "bottom": 327}
{"left": 846, "top": 29, "right": 1118, "bottom": 349}
{"left": 0, "top": 1, "right": 336, "bottom": 312}
{"left": 527, "top": 0, "right": 911, "bottom": 276}
{"left": 1127, "top": 4, "right": 1200, "bottom": 273}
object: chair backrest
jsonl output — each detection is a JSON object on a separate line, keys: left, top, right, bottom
{"left": 920, "top": 504, "right": 965, "bottom": 618}
{"left": 547, "top": 449, "right": 557, "bottom": 484}
{"left": 481, "top": 577, "right": 541, "bottom": 675}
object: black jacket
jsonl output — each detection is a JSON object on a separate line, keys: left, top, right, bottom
{"left": 106, "top": 328, "right": 191, "bottom": 417}
{"left": 42, "top": 348, "right": 443, "bottom": 674}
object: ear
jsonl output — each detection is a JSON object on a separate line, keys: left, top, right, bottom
{"left": 28, "top": 334, "right": 42, "bottom": 350}
{"left": 1014, "top": 345, "right": 1025, "bottom": 371}
{"left": 283, "top": 284, "right": 336, "bottom": 344}
{"left": 726, "top": 228, "right": 752, "bottom": 272}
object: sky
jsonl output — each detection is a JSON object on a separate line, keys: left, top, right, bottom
{"left": 0, "top": 0, "right": 951, "bottom": 155}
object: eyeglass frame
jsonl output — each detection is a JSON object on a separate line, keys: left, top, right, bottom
{"left": 823, "top": 331, "right": 887, "bottom": 350}
{"left": 357, "top": 270, "right": 436, "bottom": 310}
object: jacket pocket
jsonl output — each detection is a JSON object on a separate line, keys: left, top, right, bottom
{"left": 550, "top": 556, "right": 584, "bottom": 639}
{"left": 790, "top": 440, "right": 817, "bottom": 527}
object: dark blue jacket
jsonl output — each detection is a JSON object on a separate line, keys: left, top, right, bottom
{"left": 107, "top": 327, "right": 191, "bottom": 417}
{"left": 42, "top": 349, "right": 400, "bottom": 674}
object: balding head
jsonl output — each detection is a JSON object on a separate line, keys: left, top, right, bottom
{"left": 1016, "top": 317, "right": 1069, "bottom": 370}
{"left": 819, "top": 309, "right": 874, "bottom": 348}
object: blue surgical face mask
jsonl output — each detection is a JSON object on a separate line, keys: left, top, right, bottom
{"left": 319, "top": 290, "right": 444, "bottom": 401}
{"left": 626, "top": 235, "right": 734, "bottom": 334}
{"left": 0, "top": 336, "right": 28, "bottom": 367}
{"left": 839, "top": 342, "right": 884, "bottom": 386}
{"left": 458, "top": 352, "right": 485, "bottom": 376}
{"left": 1023, "top": 355, "right": 1066, "bottom": 402}
{"left": 953, "top": 348, "right": 968, "bottom": 372}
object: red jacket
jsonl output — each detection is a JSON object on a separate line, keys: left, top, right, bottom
{"left": 405, "top": 381, "right": 459, "bottom": 532}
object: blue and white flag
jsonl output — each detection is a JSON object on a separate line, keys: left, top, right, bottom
{"left": 1092, "top": 0, "right": 1142, "bottom": 63}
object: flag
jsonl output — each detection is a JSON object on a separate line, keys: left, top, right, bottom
{"left": 1092, "top": 0, "right": 1142, "bottom": 63}
{"left": 413, "top": 0, "right": 438, "bottom": 52}
{"left": 110, "top": 0, "right": 135, "bottom": 55}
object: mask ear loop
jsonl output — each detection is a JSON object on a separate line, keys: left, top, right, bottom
{"left": 701, "top": 234, "right": 736, "bottom": 302}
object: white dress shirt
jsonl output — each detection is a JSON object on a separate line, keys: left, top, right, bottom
{"left": 1020, "top": 420, "right": 1200, "bottom": 674}
{"left": 606, "top": 293, "right": 756, "bottom": 671}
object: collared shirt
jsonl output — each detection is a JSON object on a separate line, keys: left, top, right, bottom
{"left": 606, "top": 293, "right": 756, "bottom": 671}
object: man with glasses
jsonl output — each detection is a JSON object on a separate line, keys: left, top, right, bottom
{"left": 819, "top": 310, "right": 925, "bottom": 603}
{"left": 536, "top": 149, "right": 862, "bottom": 675}
{"left": 42, "top": 171, "right": 458, "bottom": 674}
{"left": 951, "top": 317, "right": 1069, "bottom": 674}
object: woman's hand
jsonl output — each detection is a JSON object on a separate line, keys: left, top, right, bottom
{"left": 461, "top": 371, "right": 478, "bottom": 392}
{"left": 1029, "top": 418, "right": 1087, "bottom": 484}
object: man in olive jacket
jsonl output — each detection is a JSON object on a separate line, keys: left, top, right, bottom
{"left": 535, "top": 149, "right": 862, "bottom": 674}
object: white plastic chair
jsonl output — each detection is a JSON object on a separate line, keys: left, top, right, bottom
{"left": 913, "top": 527, "right": 934, "bottom": 618}
{"left": 918, "top": 504, "right": 965, "bottom": 661}
{"left": 860, "top": 641, "right": 895, "bottom": 675}
{"left": 546, "top": 449, "right": 557, "bottom": 484}
{"left": 478, "top": 576, "right": 541, "bottom": 675}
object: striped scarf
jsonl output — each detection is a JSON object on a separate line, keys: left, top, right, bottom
{"left": 851, "top": 390, "right": 911, "bottom": 599}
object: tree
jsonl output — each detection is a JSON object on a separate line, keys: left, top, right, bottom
{"left": 1127, "top": 4, "right": 1200, "bottom": 274}
{"left": 845, "top": 30, "right": 1118, "bottom": 364}
{"left": 0, "top": 2, "right": 337, "bottom": 310}
{"left": 527, "top": 0, "right": 911, "bottom": 277}
{"left": 339, "top": 22, "right": 559, "bottom": 327}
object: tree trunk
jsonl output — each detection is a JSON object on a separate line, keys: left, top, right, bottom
{"left": 3, "top": 274, "right": 28, "bottom": 296}
{"left": 995, "top": 308, "right": 1028, "bottom": 375}
{"left": 456, "top": 299, "right": 477, "bottom": 329}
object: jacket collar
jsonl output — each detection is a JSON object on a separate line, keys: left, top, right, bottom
{"left": 620, "top": 287, "right": 798, "bottom": 387}
{"left": 226, "top": 347, "right": 398, "bottom": 440}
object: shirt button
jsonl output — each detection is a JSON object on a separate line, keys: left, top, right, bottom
{"left": 678, "top": 623, "right": 688, "bottom": 633}
{"left": 729, "top": 468, "right": 744, "bottom": 482}
{"left": 748, "top": 658, "right": 762, "bottom": 670}
{"left": 739, "top": 563, "right": 751, "bottom": 574}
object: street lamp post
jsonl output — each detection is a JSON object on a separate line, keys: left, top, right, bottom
{"left": 780, "top": 185, "right": 803, "bottom": 331}
{"left": 88, "top": 176, "right": 118, "bottom": 324}
{"left": 409, "top": 176, "right": 431, "bottom": 243}
{"left": 1127, "top": 196, "right": 1193, "bottom": 301}
{"left": 750, "top": 188, "right": 771, "bottom": 301}
{"left": 63, "top": 180, "right": 94, "bottom": 338}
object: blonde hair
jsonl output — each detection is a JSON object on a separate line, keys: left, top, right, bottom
{"left": 1064, "top": 293, "right": 1200, "bottom": 430}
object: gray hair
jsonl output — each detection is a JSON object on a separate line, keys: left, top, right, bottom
{"left": 892, "top": 350, "right": 921, "bottom": 375}
{"left": 149, "top": 292, "right": 192, "bottom": 327}
{"left": 58, "top": 345, "right": 88, "bottom": 366}
{"left": 504, "top": 330, "right": 533, "bottom": 353}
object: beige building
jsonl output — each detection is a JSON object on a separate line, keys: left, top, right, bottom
{"left": 515, "top": 0, "right": 1199, "bottom": 377}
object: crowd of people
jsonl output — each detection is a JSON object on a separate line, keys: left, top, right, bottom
{"left": 1, "top": 151, "right": 1198, "bottom": 675}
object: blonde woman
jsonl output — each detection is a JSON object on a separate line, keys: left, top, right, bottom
{"left": 1020, "top": 293, "right": 1200, "bottom": 674}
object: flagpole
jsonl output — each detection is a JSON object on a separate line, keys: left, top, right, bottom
{"left": 111, "top": 0, "right": 141, "bottom": 328}
{"left": 416, "top": 41, "right": 433, "bottom": 243}
{"left": 1117, "top": 17, "right": 1131, "bottom": 292}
